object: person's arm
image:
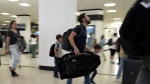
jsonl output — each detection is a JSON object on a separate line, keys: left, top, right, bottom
{"left": 6, "top": 36, "right": 10, "bottom": 50}
{"left": 85, "top": 46, "right": 90, "bottom": 51}
{"left": 68, "top": 31, "right": 80, "bottom": 55}
{"left": 54, "top": 43, "right": 60, "bottom": 58}
{"left": 54, "top": 48, "right": 60, "bottom": 58}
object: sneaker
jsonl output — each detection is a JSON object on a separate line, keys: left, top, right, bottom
{"left": 14, "top": 72, "right": 19, "bottom": 77}
{"left": 91, "top": 80, "right": 96, "bottom": 84}
{"left": 53, "top": 75, "right": 59, "bottom": 78}
{"left": 115, "top": 79, "right": 121, "bottom": 82}
{"left": 10, "top": 70, "right": 16, "bottom": 77}
{"left": 110, "top": 60, "right": 115, "bottom": 64}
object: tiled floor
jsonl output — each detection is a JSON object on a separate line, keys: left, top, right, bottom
{"left": 0, "top": 65, "right": 121, "bottom": 84}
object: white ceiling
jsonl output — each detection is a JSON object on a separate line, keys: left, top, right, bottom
{"left": 0, "top": 0, "right": 136, "bottom": 27}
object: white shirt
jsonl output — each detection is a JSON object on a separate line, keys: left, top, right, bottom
{"left": 30, "top": 38, "right": 37, "bottom": 45}
{"left": 110, "top": 37, "right": 118, "bottom": 49}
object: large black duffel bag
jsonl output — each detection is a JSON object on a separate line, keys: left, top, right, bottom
{"left": 58, "top": 51, "right": 101, "bottom": 80}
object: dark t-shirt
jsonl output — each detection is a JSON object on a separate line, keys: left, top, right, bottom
{"left": 7, "top": 30, "right": 20, "bottom": 45}
{"left": 73, "top": 24, "right": 87, "bottom": 52}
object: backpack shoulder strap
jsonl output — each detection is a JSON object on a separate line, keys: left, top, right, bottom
{"left": 77, "top": 27, "right": 83, "bottom": 38}
{"left": 56, "top": 42, "right": 59, "bottom": 51}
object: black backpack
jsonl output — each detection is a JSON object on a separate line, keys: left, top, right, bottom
{"left": 62, "top": 27, "right": 83, "bottom": 51}
{"left": 107, "top": 38, "right": 112, "bottom": 46}
{"left": 49, "top": 43, "right": 59, "bottom": 57}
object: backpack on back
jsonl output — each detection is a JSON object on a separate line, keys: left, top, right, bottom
{"left": 107, "top": 38, "right": 112, "bottom": 46}
{"left": 49, "top": 43, "right": 59, "bottom": 57}
{"left": 62, "top": 26, "right": 83, "bottom": 51}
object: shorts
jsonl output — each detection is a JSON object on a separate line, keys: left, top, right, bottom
{"left": 110, "top": 49, "right": 116, "bottom": 56}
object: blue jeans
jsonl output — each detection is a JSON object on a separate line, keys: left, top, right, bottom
{"left": 91, "top": 69, "right": 97, "bottom": 81}
{"left": 67, "top": 74, "right": 91, "bottom": 84}
{"left": 54, "top": 57, "right": 58, "bottom": 76}
{"left": 116, "top": 57, "right": 126, "bottom": 79}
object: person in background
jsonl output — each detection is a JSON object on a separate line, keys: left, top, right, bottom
{"left": 87, "top": 33, "right": 95, "bottom": 51}
{"left": 90, "top": 44, "right": 102, "bottom": 84}
{"left": 53, "top": 34, "right": 63, "bottom": 78}
{"left": 30, "top": 34, "right": 37, "bottom": 58}
{"left": 99, "top": 35, "right": 106, "bottom": 61}
{"left": 115, "top": 46, "right": 127, "bottom": 82}
{"left": 110, "top": 33, "right": 118, "bottom": 64}
{"left": 5, "top": 21, "right": 21, "bottom": 77}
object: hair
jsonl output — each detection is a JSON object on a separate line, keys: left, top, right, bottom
{"left": 56, "top": 34, "right": 62, "bottom": 40}
{"left": 101, "top": 35, "right": 104, "bottom": 40}
{"left": 78, "top": 13, "right": 86, "bottom": 23}
{"left": 114, "top": 33, "right": 117, "bottom": 36}
{"left": 94, "top": 44, "right": 102, "bottom": 49}
{"left": 10, "top": 21, "right": 16, "bottom": 29}
{"left": 31, "top": 34, "right": 35, "bottom": 38}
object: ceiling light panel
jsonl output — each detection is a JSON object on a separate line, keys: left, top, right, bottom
{"left": 0, "top": 13, "right": 10, "bottom": 15}
{"left": 1, "top": 24, "right": 7, "bottom": 25}
{"left": 113, "top": 18, "right": 121, "bottom": 20}
{"left": 19, "top": 3, "right": 31, "bottom": 7}
{"left": 9, "top": 0, "right": 19, "bottom": 2}
{"left": 104, "top": 3, "right": 116, "bottom": 7}
{"left": 4, "top": 21, "right": 11, "bottom": 23}
{"left": 11, "top": 15, "right": 17, "bottom": 17}
{"left": 107, "top": 10, "right": 117, "bottom": 13}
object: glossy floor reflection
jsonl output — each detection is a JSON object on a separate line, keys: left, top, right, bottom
{"left": 0, "top": 65, "right": 121, "bottom": 84}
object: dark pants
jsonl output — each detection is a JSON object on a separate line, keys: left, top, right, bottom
{"left": 91, "top": 69, "right": 97, "bottom": 81}
{"left": 31, "top": 44, "right": 37, "bottom": 58}
{"left": 136, "top": 56, "right": 150, "bottom": 84}
{"left": 54, "top": 57, "right": 59, "bottom": 76}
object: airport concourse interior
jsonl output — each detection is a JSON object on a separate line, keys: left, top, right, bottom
{"left": 0, "top": 0, "right": 148, "bottom": 84}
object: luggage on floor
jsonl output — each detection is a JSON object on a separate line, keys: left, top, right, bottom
{"left": 122, "top": 59, "right": 142, "bottom": 84}
{"left": 58, "top": 51, "right": 101, "bottom": 80}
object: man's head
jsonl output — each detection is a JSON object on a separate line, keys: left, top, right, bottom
{"left": 94, "top": 44, "right": 102, "bottom": 54}
{"left": 56, "top": 34, "right": 63, "bottom": 43}
{"left": 114, "top": 33, "right": 117, "bottom": 37}
{"left": 78, "top": 13, "right": 91, "bottom": 24}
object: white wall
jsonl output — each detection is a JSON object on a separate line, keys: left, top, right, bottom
{"left": 16, "top": 16, "right": 31, "bottom": 52}
{"left": 39, "top": 0, "right": 76, "bottom": 66}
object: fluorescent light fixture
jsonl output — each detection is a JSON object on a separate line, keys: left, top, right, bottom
{"left": 4, "top": 21, "right": 11, "bottom": 23}
{"left": 1, "top": 24, "right": 7, "bottom": 25}
{"left": 104, "top": 3, "right": 116, "bottom": 7}
{"left": 75, "top": 12, "right": 80, "bottom": 16}
{"left": 107, "top": 10, "right": 117, "bottom": 12}
{"left": 19, "top": 3, "right": 31, "bottom": 6}
{"left": 0, "top": 13, "right": 10, "bottom": 15}
{"left": 113, "top": 18, "right": 121, "bottom": 20}
{"left": 37, "top": 22, "right": 39, "bottom": 24}
{"left": 9, "top": 0, "right": 19, "bottom": 1}
{"left": 11, "top": 15, "right": 17, "bottom": 17}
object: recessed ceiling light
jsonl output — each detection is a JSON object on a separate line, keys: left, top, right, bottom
{"left": 4, "top": 21, "right": 11, "bottom": 23}
{"left": 19, "top": 3, "right": 31, "bottom": 6}
{"left": 1, "top": 24, "right": 7, "bottom": 25}
{"left": 107, "top": 10, "right": 117, "bottom": 13}
{"left": 0, "top": 13, "right": 10, "bottom": 15}
{"left": 9, "top": 0, "right": 19, "bottom": 2}
{"left": 113, "top": 18, "right": 121, "bottom": 20}
{"left": 104, "top": 3, "right": 116, "bottom": 7}
{"left": 11, "top": 15, "right": 17, "bottom": 17}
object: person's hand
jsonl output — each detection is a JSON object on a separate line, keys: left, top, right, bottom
{"left": 74, "top": 48, "right": 80, "bottom": 55}
{"left": 4, "top": 49, "right": 9, "bottom": 55}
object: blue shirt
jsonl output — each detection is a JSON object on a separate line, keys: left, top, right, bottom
{"left": 72, "top": 24, "right": 87, "bottom": 52}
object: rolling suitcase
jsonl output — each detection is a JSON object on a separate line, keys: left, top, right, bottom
{"left": 122, "top": 59, "right": 142, "bottom": 84}
{"left": 58, "top": 51, "right": 101, "bottom": 80}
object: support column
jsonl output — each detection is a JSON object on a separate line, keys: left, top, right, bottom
{"left": 16, "top": 14, "right": 31, "bottom": 52}
{"left": 39, "top": 0, "right": 77, "bottom": 70}
{"left": 79, "top": 9, "right": 104, "bottom": 43}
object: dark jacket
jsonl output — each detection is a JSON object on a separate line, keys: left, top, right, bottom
{"left": 119, "top": 0, "right": 150, "bottom": 56}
